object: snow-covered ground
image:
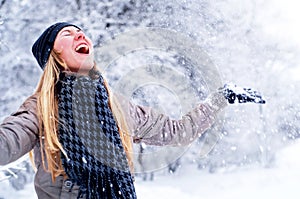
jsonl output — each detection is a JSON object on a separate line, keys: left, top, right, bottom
{"left": 1, "top": 140, "right": 300, "bottom": 199}
{"left": 136, "top": 141, "right": 300, "bottom": 199}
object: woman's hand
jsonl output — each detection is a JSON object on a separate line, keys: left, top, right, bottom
{"left": 219, "top": 83, "right": 266, "bottom": 104}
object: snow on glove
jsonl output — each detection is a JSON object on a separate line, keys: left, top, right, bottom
{"left": 219, "top": 83, "right": 266, "bottom": 104}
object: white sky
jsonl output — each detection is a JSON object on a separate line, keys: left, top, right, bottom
{"left": 257, "top": 0, "right": 300, "bottom": 81}
{"left": 260, "top": 0, "right": 300, "bottom": 46}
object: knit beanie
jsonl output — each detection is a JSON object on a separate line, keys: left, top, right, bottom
{"left": 32, "top": 22, "right": 80, "bottom": 70}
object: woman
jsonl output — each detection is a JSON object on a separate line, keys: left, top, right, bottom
{"left": 0, "top": 22, "right": 263, "bottom": 199}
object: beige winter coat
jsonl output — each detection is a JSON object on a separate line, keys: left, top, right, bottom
{"left": 0, "top": 92, "right": 227, "bottom": 198}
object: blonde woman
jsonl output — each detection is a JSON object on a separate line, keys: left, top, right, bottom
{"left": 0, "top": 22, "right": 264, "bottom": 199}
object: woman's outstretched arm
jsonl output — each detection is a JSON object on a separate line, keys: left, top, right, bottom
{"left": 0, "top": 95, "right": 39, "bottom": 165}
{"left": 120, "top": 92, "right": 227, "bottom": 146}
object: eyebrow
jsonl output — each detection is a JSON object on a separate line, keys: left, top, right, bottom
{"left": 59, "top": 28, "right": 81, "bottom": 35}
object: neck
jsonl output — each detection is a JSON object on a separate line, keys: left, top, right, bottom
{"left": 61, "top": 67, "right": 101, "bottom": 79}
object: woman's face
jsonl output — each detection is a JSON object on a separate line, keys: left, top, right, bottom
{"left": 53, "top": 26, "right": 94, "bottom": 74}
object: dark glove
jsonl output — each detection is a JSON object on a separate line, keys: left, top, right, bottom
{"left": 219, "top": 83, "right": 266, "bottom": 104}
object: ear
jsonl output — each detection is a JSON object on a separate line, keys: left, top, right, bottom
{"left": 50, "top": 51, "right": 68, "bottom": 71}
{"left": 53, "top": 37, "right": 64, "bottom": 54}
{"left": 53, "top": 44, "right": 63, "bottom": 54}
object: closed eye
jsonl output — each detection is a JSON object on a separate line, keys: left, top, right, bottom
{"left": 61, "top": 30, "right": 71, "bottom": 36}
{"left": 61, "top": 28, "right": 81, "bottom": 36}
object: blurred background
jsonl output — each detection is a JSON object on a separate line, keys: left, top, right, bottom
{"left": 0, "top": 0, "right": 300, "bottom": 198}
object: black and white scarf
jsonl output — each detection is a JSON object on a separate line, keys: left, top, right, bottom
{"left": 56, "top": 71, "right": 136, "bottom": 199}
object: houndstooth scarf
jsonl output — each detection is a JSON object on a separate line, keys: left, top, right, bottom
{"left": 56, "top": 70, "right": 136, "bottom": 199}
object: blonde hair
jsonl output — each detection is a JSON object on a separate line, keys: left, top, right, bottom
{"left": 33, "top": 51, "right": 133, "bottom": 182}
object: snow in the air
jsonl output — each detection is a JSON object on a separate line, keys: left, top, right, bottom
{"left": 1, "top": 0, "right": 300, "bottom": 198}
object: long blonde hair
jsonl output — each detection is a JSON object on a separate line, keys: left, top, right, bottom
{"left": 33, "top": 51, "right": 133, "bottom": 182}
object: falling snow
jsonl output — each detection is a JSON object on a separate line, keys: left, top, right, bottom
{"left": 1, "top": 0, "right": 300, "bottom": 198}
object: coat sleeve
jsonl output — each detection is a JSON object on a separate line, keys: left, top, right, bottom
{"left": 0, "top": 94, "right": 39, "bottom": 165}
{"left": 118, "top": 92, "right": 227, "bottom": 146}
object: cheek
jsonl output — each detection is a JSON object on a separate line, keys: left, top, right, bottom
{"left": 54, "top": 38, "right": 72, "bottom": 53}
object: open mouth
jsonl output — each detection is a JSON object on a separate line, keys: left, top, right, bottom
{"left": 75, "top": 43, "right": 89, "bottom": 54}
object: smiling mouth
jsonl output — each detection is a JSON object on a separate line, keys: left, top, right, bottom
{"left": 75, "top": 44, "right": 89, "bottom": 54}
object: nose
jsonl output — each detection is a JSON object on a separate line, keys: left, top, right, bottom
{"left": 75, "top": 31, "right": 85, "bottom": 40}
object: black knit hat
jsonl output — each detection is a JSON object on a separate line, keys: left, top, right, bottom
{"left": 32, "top": 22, "right": 80, "bottom": 70}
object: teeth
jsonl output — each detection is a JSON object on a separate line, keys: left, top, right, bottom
{"left": 75, "top": 44, "right": 88, "bottom": 52}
